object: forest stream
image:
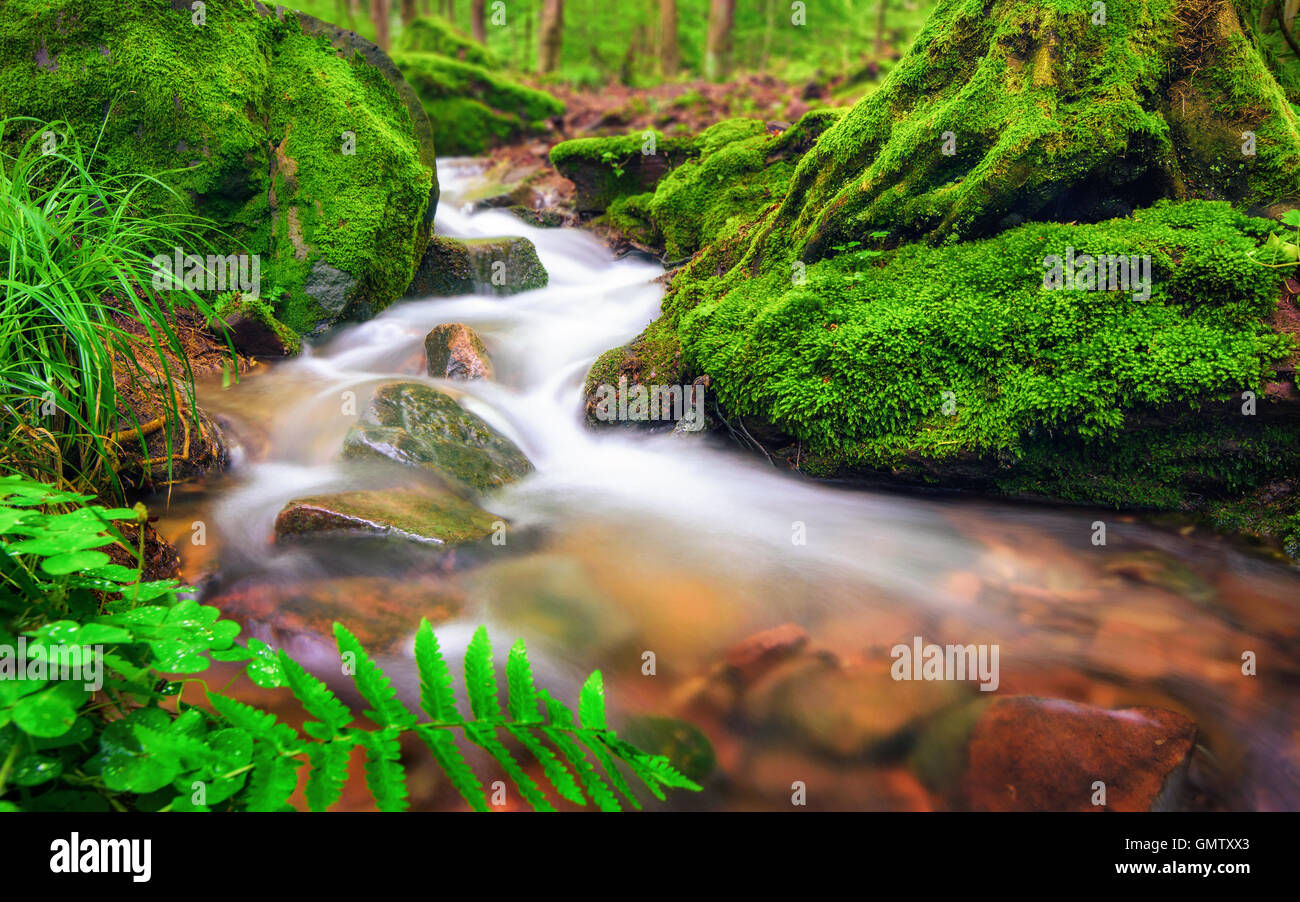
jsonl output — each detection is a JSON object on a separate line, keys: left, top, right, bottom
{"left": 145, "top": 160, "right": 1300, "bottom": 812}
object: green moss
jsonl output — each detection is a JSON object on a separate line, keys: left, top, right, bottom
{"left": 396, "top": 16, "right": 497, "bottom": 67}
{"left": 564, "top": 111, "right": 846, "bottom": 256}
{"left": 670, "top": 201, "right": 1289, "bottom": 469}
{"left": 0, "top": 0, "right": 435, "bottom": 335}
{"left": 394, "top": 51, "right": 563, "bottom": 155}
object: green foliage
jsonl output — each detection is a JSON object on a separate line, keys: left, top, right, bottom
{"left": 0, "top": 116, "right": 226, "bottom": 496}
{"left": 0, "top": 473, "right": 701, "bottom": 812}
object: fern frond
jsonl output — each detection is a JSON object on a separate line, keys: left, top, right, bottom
{"left": 574, "top": 730, "right": 642, "bottom": 810}
{"left": 278, "top": 650, "right": 353, "bottom": 738}
{"left": 604, "top": 737, "right": 702, "bottom": 792}
{"left": 244, "top": 747, "right": 299, "bottom": 812}
{"left": 414, "top": 725, "right": 489, "bottom": 811}
{"left": 462, "top": 722, "right": 554, "bottom": 811}
{"left": 542, "top": 725, "right": 622, "bottom": 812}
{"left": 414, "top": 618, "right": 460, "bottom": 723}
{"left": 357, "top": 728, "right": 409, "bottom": 812}
{"left": 578, "top": 670, "right": 606, "bottom": 730}
{"left": 207, "top": 691, "right": 299, "bottom": 750}
{"left": 505, "top": 639, "right": 541, "bottom": 723}
{"left": 503, "top": 724, "right": 586, "bottom": 806}
{"left": 304, "top": 740, "right": 352, "bottom": 812}
{"left": 334, "top": 623, "right": 416, "bottom": 729}
{"left": 413, "top": 725, "right": 489, "bottom": 811}
{"left": 536, "top": 690, "right": 621, "bottom": 811}
{"left": 463, "top": 625, "right": 501, "bottom": 721}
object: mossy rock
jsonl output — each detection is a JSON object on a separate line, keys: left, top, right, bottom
{"left": 0, "top": 0, "right": 438, "bottom": 337}
{"left": 550, "top": 131, "right": 696, "bottom": 213}
{"left": 273, "top": 484, "right": 499, "bottom": 545}
{"left": 209, "top": 292, "right": 301, "bottom": 357}
{"left": 405, "top": 235, "right": 548, "bottom": 296}
{"left": 561, "top": 111, "right": 845, "bottom": 255}
{"left": 394, "top": 50, "right": 563, "bottom": 156}
{"left": 343, "top": 382, "right": 532, "bottom": 492}
{"left": 396, "top": 16, "right": 498, "bottom": 68}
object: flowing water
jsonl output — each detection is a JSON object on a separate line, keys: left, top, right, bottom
{"left": 167, "top": 160, "right": 1300, "bottom": 811}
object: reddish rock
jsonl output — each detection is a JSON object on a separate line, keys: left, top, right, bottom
{"left": 724, "top": 623, "right": 809, "bottom": 685}
{"left": 960, "top": 697, "right": 1197, "bottom": 811}
{"left": 425, "top": 323, "right": 494, "bottom": 381}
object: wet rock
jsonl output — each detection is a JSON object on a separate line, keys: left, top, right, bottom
{"left": 742, "top": 655, "right": 966, "bottom": 760}
{"left": 723, "top": 623, "right": 809, "bottom": 685}
{"left": 468, "top": 554, "right": 638, "bottom": 660}
{"left": 913, "top": 696, "right": 1198, "bottom": 811}
{"left": 207, "top": 574, "right": 464, "bottom": 653}
{"left": 405, "top": 235, "right": 547, "bottom": 298}
{"left": 274, "top": 483, "right": 500, "bottom": 545}
{"left": 342, "top": 382, "right": 532, "bottom": 492}
{"left": 425, "top": 324, "right": 493, "bottom": 381}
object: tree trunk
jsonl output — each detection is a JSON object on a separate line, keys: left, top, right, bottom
{"left": 371, "top": 0, "right": 391, "bottom": 50}
{"left": 659, "top": 0, "right": 679, "bottom": 76}
{"left": 400, "top": 0, "right": 417, "bottom": 27}
{"left": 472, "top": 0, "right": 487, "bottom": 42}
{"left": 538, "top": 0, "right": 564, "bottom": 74}
{"left": 704, "top": 0, "right": 735, "bottom": 82}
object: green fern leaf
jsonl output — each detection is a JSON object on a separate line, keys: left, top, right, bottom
{"left": 505, "top": 639, "right": 541, "bottom": 723}
{"left": 542, "top": 726, "right": 621, "bottom": 812}
{"left": 605, "top": 737, "right": 702, "bottom": 792}
{"left": 413, "top": 725, "right": 489, "bottom": 812}
{"left": 414, "top": 618, "right": 460, "bottom": 723}
{"left": 133, "top": 724, "right": 217, "bottom": 771}
{"left": 538, "top": 690, "right": 621, "bottom": 811}
{"left": 504, "top": 724, "right": 585, "bottom": 805}
{"left": 207, "top": 691, "right": 299, "bottom": 750}
{"left": 357, "top": 728, "right": 409, "bottom": 812}
{"left": 304, "top": 740, "right": 351, "bottom": 812}
{"left": 333, "top": 623, "right": 416, "bottom": 729}
{"left": 463, "top": 625, "right": 501, "bottom": 721}
{"left": 462, "top": 722, "right": 554, "bottom": 811}
{"left": 578, "top": 670, "right": 607, "bottom": 730}
{"left": 575, "top": 730, "right": 642, "bottom": 810}
{"left": 277, "top": 651, "right": 353, "bottom": 738}
{"left": 243, "top": 746, "right": 299, "bottom": 811}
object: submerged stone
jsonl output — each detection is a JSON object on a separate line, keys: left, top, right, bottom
{"left": 342, "top": 382, "right": 532, "bottom": 492}
{"left": 274, "top": 483, "right": 499, "bottom": 545}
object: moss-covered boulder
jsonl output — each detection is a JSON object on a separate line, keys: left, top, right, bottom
{"left": 394, "top": 51, "right": 563, "bottom": 156}
{"left": 550, "top": 130, "right": 695, "bottom": 214}
{"left": 396, "top": 16, "right": 498, "bottom": 67}
{"left": 274, "top": 484, "right": 500, "bottom": 545}
{"left": 0, "top": 0, "right": 438, "bottom": 337}
{"left": 584, "top": 0, "right": 1300, "bottom": 549}
{"left": 343, "top": 382, "right": 532, "bottom": 492}
{"left": 405, "top": 235, "right": 548, "bottom": 296}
